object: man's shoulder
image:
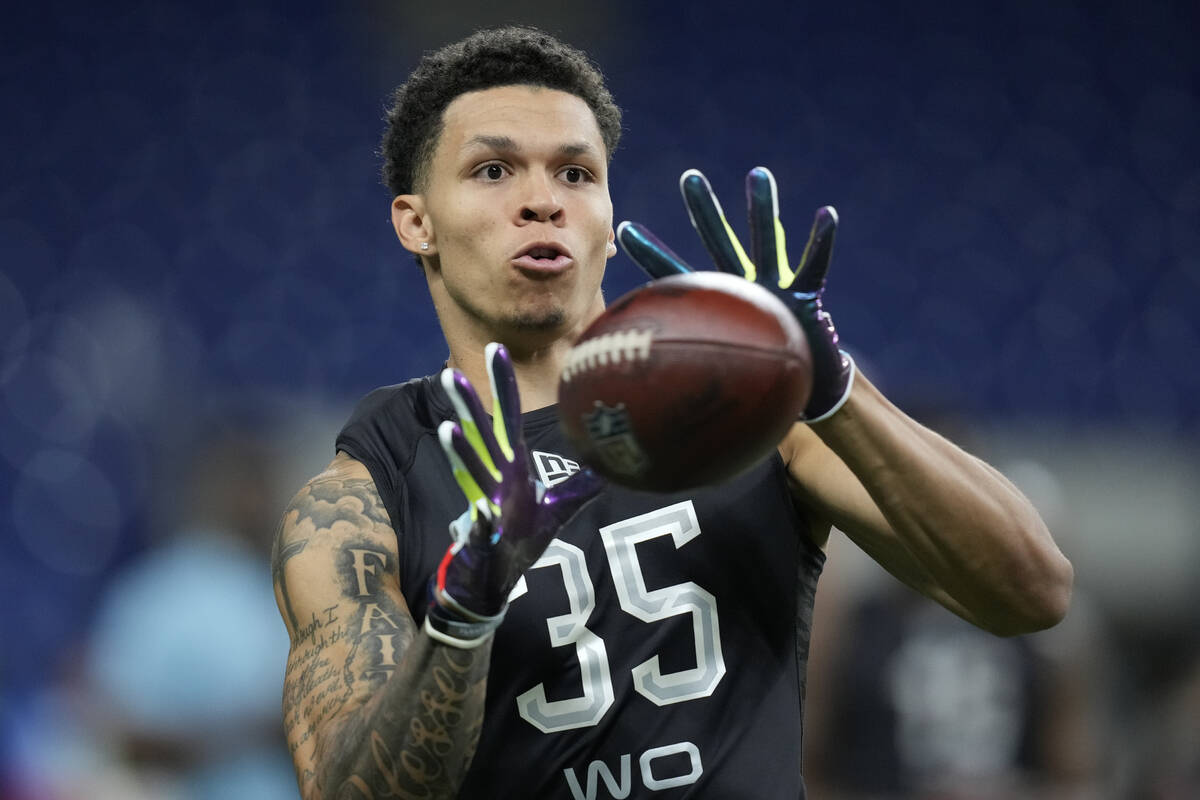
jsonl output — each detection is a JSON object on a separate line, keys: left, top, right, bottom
{"left": 352, "top": 374, "right": 435, "bottom": 414}
{"left": 342, "top": 374, "right": 448, "bottom": 431}
{"left": 334, "top": 374, "right": 445, "bottom": 476}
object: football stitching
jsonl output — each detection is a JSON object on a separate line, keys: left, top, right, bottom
{"left": 560, "top": 329, "right": 653, "bottom": 383}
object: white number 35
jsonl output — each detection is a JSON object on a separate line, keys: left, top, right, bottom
{"left": 508, "top": 501, "right": 726, "bottom": 734}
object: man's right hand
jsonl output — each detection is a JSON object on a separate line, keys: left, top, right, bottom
{"left": 427, "top": 342, "right": 603, "bottom": 648}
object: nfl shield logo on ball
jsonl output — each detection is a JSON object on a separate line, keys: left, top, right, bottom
{"left": 584, "top": 402, "right": 648, "bottom": 478}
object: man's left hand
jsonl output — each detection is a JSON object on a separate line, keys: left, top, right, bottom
{"left": 618, "top": 167, "right": 855, "bottom": 422}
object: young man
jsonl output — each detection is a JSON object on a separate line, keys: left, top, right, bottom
{"left": 271, "top": 26, "right": 1073, "bottom": 800}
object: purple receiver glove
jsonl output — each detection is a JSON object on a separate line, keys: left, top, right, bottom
{"left": 617, "top": 167, "right": 855, "bottom": 422}
{"left": 426, "top": 342, "right": 604, "bottom": 648}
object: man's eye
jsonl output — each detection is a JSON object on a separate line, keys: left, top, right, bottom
{"left": 564, "top": 168, "right": 582, "bottom": 183}
{"left": 484, "top": 164, "right": 504, "bottom": 180}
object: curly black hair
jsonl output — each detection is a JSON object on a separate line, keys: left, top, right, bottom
{"left": 381, "top": 25, "right": 622, "bottom": 197}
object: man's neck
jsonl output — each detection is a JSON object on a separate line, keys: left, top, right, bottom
{"left": 435, "top": 288, "right": 607, "bottom": 413}
{"left": 445, "top": 336, "right": 576, "bottom": 413}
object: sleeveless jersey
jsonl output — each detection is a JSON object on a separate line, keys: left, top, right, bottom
{"left": 336, "top": 374, "right": 825, "bottom": 799}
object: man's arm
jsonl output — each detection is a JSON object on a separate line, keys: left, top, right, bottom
{"left": 618, "top": 166, "right": 1073, "bottom": 638}
{"left": 274, "top": 347, "right": 602, "bottom": 799}
{"left": 781, "top": 374, "right": 1073, "bottom": 636}
{"left": 272, "top": 452, "right": 489, "bottom": 800}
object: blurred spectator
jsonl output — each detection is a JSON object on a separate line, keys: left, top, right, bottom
{"left": 1126, "top": 640, "right": 1200, "bottom": 799}
{"left": 6, "top": 433, "right": 294, "bottom": 799}
{"left": 804, "top": 410, "right": 1109, "bottom": 799}
{"left": 806, "top": 570, "right": 1108, "bottom": 799}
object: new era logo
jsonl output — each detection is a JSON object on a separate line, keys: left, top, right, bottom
{"left": 533, "top": 450, "right": 581, "bottom": 488}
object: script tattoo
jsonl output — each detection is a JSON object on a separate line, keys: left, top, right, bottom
{"left": 276, "top": 477, "right": 409, "bottom": 771}
{"left": 283, "top": 601, "right": 350, "bottom": 760}
{"left": 276, "top": 470, "right": 490, "bottom": 799}
{"left": 324, "top": 644, "right": 488, "bottom": 799}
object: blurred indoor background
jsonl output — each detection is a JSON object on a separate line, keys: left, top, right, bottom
{"left": 1, "top": 0, "right": 1197, "bottom": 797}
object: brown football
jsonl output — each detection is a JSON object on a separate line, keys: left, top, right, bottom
{"left": 557, "top": 271, "right": 812, "bottom": 492}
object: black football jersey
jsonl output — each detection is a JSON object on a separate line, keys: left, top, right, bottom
{"left": 336, "top": 374, "right": 825, "bottom": 799}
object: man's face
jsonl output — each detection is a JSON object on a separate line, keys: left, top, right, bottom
{"left": 414, "top": 85, "right": 615, "bottom": 346}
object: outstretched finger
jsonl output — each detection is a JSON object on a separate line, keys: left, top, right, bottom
{"left": 440, "top": 368, "right": 502, "bottom": 480}
{"left": 484, "top": 342, "right": 523, "bottom": 464}
{"left": 680, "top": 169, "right": 756, "bottom": 280}
{"left": 616, "top": 221, "right": 693, "bottom": 279}
{"left": 438, "top": 420, "right": 499, "bottom": 512}
{"left": 746, "top": 167, "right": 789, "bottom": 289}
{"left": 792, "top": 206, "right": 839, "bottom": 294}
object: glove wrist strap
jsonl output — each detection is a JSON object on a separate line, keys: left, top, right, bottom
{"left": 804, "top": 351, "right": 856, "bottom": 424}
{"left": 425, "top": 580, "right": 507, "bottom": 649}
{"left": 424, "top": 614, "right": 499, "bottom": 649}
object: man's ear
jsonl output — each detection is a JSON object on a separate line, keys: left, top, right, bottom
{"left": 392, "top": 194, "right": 435, "bottom": 256}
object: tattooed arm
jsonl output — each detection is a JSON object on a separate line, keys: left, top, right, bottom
{"left": 272, "top": 452, "right": 489, "bottom": 800}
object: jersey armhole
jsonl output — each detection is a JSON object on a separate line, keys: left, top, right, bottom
{"left": 772, "top": 450, "right": 832, "bottom": 558}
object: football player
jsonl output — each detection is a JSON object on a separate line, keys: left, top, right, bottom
{"left": 272, "top": 26, "right": 1073, "bottom": 799}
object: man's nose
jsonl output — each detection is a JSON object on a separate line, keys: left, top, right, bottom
{"left": 518, "top": 174, "right": 564, "bottom": 223}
